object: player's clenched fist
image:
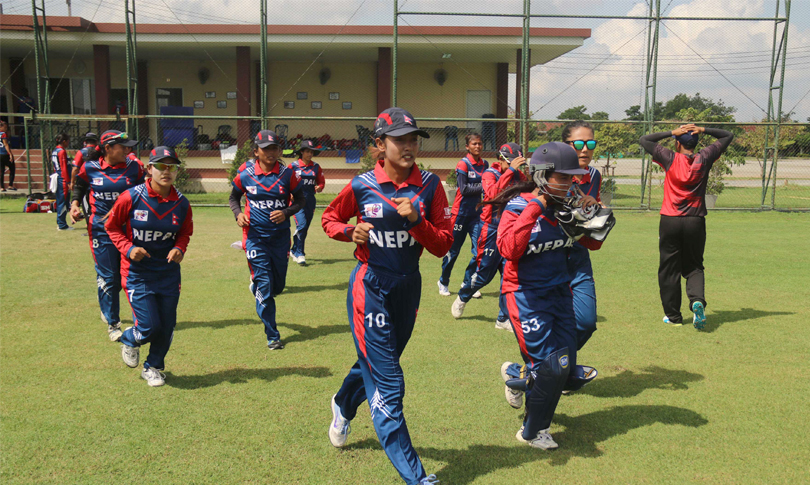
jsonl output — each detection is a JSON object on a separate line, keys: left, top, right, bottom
{"left": 392, "top": 197, "right": 418, "bottom": 222}
{"left": 70, "top": 202, "right": 83, "bottom": 223}
{"left": 350, "top": 222, "right": 375, "bottom": 245}
{"left": 236, "top": 212, "right": 249, "bottom": 227}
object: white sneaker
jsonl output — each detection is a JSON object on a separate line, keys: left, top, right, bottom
{"left": 451, "top": 296, "right": 466, "bottom": 319}
{"left": 437, "top": 281, "right": 451, "bottom": 296}
{"left": 121, "top": 344, "right": 140, "bottom": 368}
{"left": 141, "top": 367, "right": 166, "bottom": 387}
{"left": 329, "top": 394, "right": 351, "bottom": 447}
{"left": 420, "top": 474, "right": 440, "bottom": 484}
{"left": 516, "top": 426, "right": 558, "bottom": 449}
{"left": 501, "top": 362, "right": 524, "bottom": 409}
{"left": 107, "top": 323, "right": 123, "bottom": 342}
{"left": 297, "top": 255, "right": 306, "bottom": 266}
{"left": 57, "top": 227, "right": 75, "bottom": 231}
{"left": 495, "top": 319, "right": 513, "bottom": 332}
{"left": 472, "top": 290, "right": 482, "bottom": 299}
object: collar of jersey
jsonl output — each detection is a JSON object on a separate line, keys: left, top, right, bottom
{"left": 146, "top": 179, "right": 179, "bottom": 202}
{"left": 253, "top": 160, "right": 281, "bottom": 176}
{"left": 99, "top": 157, "right": 127, "bottom": 170}
{"left": 574, "top": 170, "right": 592, "bottom": 184}
{"left": 297, "top": 159, "right": 315, "bottom": 168}
{"left": 464, "top": 155, "right": 485, "bottom": 166}
{"left": 374, "top": 160, "right": 423, "bottom": 188}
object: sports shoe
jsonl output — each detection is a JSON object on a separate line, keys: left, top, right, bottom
{"left": 516, "top": 426, "right": 558, "bottom": 450}
{"left": 451, "top": 296, "right": 466, "bottom": 319}
{"left": 420, "top": 474, "right": 440, "bottom": 484}
{"left": 267, "top": 339, "right": 285, "bottom": 350}
{"left": 100, "top": 311, "right": 108, "bottom": 325}
{"left": 691, "top": 301, "right": 706, "bottom": 330}
{"left": 663, "top": 315, "right": 683, "bottom": 326}
{"left": 437, "top": 281, "right": 451, "bottom": 296}
{"left": 107, "top": 323, "right": 123, "bottom": 342}
{"left": 501, "top": 362, "right": 523, "bottom": 409}
{"left": 57, "top": 227, "right": 74, "bottom": 231}
{"left": 495, "top": 319, "right": 513, "bottom": 332}
{"left": 472, "top": 290, "right": 482, "bottom": 299}
{"left": 141, "top": 367, "right": 166, "bottom": 387}
{"left": 121, "top": 344, "right": 140, "bottom": 368}
{"left": 329, "top": 394, "right": 351, "bottom": 447}
{"left": 296, "top": 255, "right": 306, "bottom": 266}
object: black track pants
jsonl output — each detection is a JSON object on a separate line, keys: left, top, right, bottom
{"left": 658, "top": 215, "right": 706, "bottom": 323}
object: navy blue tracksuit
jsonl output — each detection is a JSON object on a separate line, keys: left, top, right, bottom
{"left": 440, "top": 155, "right": 488, "bottom": 286}
{"left": 52, "top": 146, "right": 71, "bottom": 229}
{"left": 568, "top": 166, "right": 603, "bottom": 349}
{"left": 76, "top": 158, "right": 145, "bottom": 326}
{"left": 322, "top": 161, "right": 453, "bottom": 485}
{"left": 290, "top": 159, "right": 325, "bottom": 258}
{"left": 232, "top": 162, "right": 303, "bottom": 342}
{"left": 107, "top": 182, "right": 193, "bottom": 370}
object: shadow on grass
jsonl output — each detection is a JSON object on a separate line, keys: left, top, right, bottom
{"left": 177, "top": 320, "right": 348, "bottom": 344}
{"left": 702, "top": 307, "right": 794, "bottom": 333}
{"left": 283, "top": 282, "right": 348, "bottom": 294}
{"left": 166, "top": 366, "right": 331, "bottom": 390}
{"left": 416, "top": 405, "right": 707, "bottom": 484}
{"left": 282, "top": 322, "right": 349, "bottom": 344}
{"left": 576, "top": 366, "right": 704, "bottom": 398}
{"left": 304, "top": 258, "right": 356, "bottom": 266}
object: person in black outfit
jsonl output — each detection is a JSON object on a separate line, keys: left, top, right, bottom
{"left": 639, "top": 124, "right": 734, "bottom": 329}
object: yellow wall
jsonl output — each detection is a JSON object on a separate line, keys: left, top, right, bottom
{"left": 397, "top": 62, "right": 497, "bottom": 121}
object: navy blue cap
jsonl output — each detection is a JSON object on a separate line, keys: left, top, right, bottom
{"left": 255, "top": 130, "right": 280, "bottom": 148}
{"left": 530, "top": 142, "right": 587, "bottom": 175}
{"left": 148, "top": 146, "right": 181, "bottom": 165}
{"left": 373, "top": 107, "right": 430, "bottom": 138}
{"left": 100, "top": 130, "right": 138, "bottom": 147}
{"left": 498, "top": 142, "right": 523, "bottom": 161}
{"left": 674, "top": 131, "right": 699, "bottom": 148}
{"left": 84, "top": 132, "right": 98, "bottom": 142}
{"left": 297, "top": 139, "right": 323, "bottom": 154}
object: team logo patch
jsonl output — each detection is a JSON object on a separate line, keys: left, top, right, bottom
{"left": 246, "top": 186, "right": 257, "bottom": 195}
{"left": 403, "top": 115, "right": 414, "bottom": 125}
{"left": 364, "top": 203, "right": 384, "bottom": 218}
{"left": 172, "top": 213, "right": 179, "bottom": 225}
{"left": 91, "top": 177, "right": 104, "bottom": 186}
{"left": 468, "top": 171, "right": 477, "bottom": 178}
{"left": 559, "top": 355, "right": 569, "bottom": 368}
{"left": 444, "top": 207, "right": 452, "bottom": 219}
{"left": 134, "top": 210, "right": 148, "bottom": 222}
{"left": 531, "top": 219, "right": 542, "bottom": 233}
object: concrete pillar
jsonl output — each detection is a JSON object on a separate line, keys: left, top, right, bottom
{"left": 236, "top": 46, "right": 251, "bottom": 146}
{"left": 93, "top": 45, "right": 111, "bottom": 115}
{"left": 377, "top": 47, "right": 392, "bottom": 114}
{"left": 496, "top": 62, "right": 509, "bottom": 147}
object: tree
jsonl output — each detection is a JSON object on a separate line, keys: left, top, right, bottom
{"left": 557, "top": 106, "right": 590, "bottom": 120}
{"left": 625, "top": 105, "right": 644, "bottom": 121}
{"left": 591, "top": 111, "right": 610, "bottom": 120}
{"left": 659, "top": 93, "right": 736, "bottom": 120}
{"left": 174, "top": 139, "right": 194, "bottom": 193}
{"left": 593, "top": 123, "right": 638, "bottom": 170}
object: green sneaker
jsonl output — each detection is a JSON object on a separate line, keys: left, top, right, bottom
{"left": 691, "top": 301, "right": 706, "bottom": 330}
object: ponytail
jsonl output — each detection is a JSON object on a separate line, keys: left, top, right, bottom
{"left": 54, "top": 132, "right": 70, "bottom": 146}
{"left": 481, "top": 180, "right": 537, "bottom": 216}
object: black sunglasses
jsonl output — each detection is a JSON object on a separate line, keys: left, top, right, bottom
{"left": 567, "top": 140, "right": 597, "bottom": 150}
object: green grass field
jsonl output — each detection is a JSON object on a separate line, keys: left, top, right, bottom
{"left": 2, "top": 200, "right": 809, "bottom": 484}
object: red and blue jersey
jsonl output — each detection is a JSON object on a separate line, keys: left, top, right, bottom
{"left": 291, "top": 159, "right": 325, "bottom": 200}
{"left": 106, "top": 182, "right": 193, "bottom": 284}
{"left": 451, "top": 155, "right": 488, "bottom": 218}
{"left": 498, "top": 194, "right": 574, "bottom": 292}
{"left": 76, "top": 157, "right": 145, "bottom": 236}
{"left": 232, "top": 161, "right": 302, "bottom": 238}
{"left": 72, "top": 146, "right": 98, "bottom": 169}
{"left": 51, "top": 146, "right": 72, "bottom": 195}
{"left": 481, "top": 162, "right": 526, "bottom": 226}
{"left": 0, "top": 131, "right": 8, "bottom": 156}
{"left": 322, "top": 160, "right": 453, "bottom": 276}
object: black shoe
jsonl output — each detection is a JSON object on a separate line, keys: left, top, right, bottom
{"left": 8, "top": 186, "right": 16, "bottom": 191}
{"left": 267, "top": 339, "right": 285, "bottom": 350}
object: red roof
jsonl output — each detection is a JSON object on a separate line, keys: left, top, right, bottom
{"left": 0, "top": 15, "right": 590, "bottom": 38}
